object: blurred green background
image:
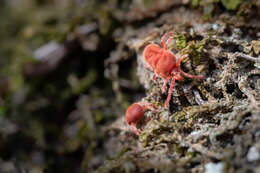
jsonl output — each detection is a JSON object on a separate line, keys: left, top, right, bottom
{"left": 0, "top": 0, "right": 138, "bottom": 172}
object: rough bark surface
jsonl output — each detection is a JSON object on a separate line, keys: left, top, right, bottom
{"left": 102, "top": 4, "right": 260, "bottom": 173}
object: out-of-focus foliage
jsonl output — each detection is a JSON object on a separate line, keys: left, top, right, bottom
{"left": 220, "top": 0, "right": 242, "bottom": 10}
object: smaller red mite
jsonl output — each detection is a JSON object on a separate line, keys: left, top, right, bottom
{"left": 125, "top": 102, "right": 156, "bottom": 135}
{"left": 143, "top": 32, "right": 204, "bottom": 108}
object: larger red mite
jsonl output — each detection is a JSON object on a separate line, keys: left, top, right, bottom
{"left": 125, "top": 102, "right": 156, "bottom": 135}
{"left": 143, "top": 32, "right": 204, "bottom": 107}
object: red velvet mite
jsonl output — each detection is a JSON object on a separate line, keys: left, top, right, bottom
{"left": 143, "top": 32, "right": 204, "bottom": 107}
{"left": 125, "top": 102, "right": 156, "bottom": 135}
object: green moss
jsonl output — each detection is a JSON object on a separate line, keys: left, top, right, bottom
{"left": 94, "top": 155, "right": 127, "bottom": 173}
{"left": 173, "top": 106, "right": 199, "bottom": 122}
{"left": 78, "top": 122, "right": 90, "bottom": 138}
{"left": 186, "top": 151, "right": 197, "bottom": 158}
{"left": 174, "top": 105, "right": 215, "bottom": 124}
{"left": 221, "top": 0, "right": 241, "bottom": 10}
{"left": 191, "top": 0, "right": 244, "bottom": 19}
{"left": 202, "top": 3, "right": 215, "bottom": 20}
{"left": 0, "top": 105, "right": 7, "bottom": 117}
{"left": 191, "top": 0, "right": 200, "bottom": 7}
{"left": 174, "top": 110, "right": 187, "bottom": 122}
{"left": 98, "top": 10, "right": 113, "bottom": 35}
{"left": 173, "top": 33, "right": 186, "bottom": 50}
{"left": 69, "top": 69, "right": 98, "bottom": 95}
{"left": 143, "top": 0, "right": 156, "bottom": 7}
{"left": 94, "top": 111, "right": 105, "bottom": 123}
{"left": 139, "top": 120, "right": 175, "bottom": 147}
{"left": 182, "top": 36, "right": 209, "bottom": 66}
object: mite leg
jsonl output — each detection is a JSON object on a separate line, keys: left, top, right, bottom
{"left": 175, "top": 73, "right": 184, "bottom": 81}
{"left": 180, "top": 69, "right": 204, "bottom": 79}
{"left": 160, "top": 32, "right": 173, "bottom": 48}
{"left": 176, "top": 54, "right": 188, "bottom": 68}
{"left": 139, "top": 117, "right": 152, "bottom": 131}
{"left": 139, "top": 102, "right": 157, "bottom": 112}
{"left": 143, "top": 61, "right": 152, "bottom": 69}
{"left": 164, "top": 37, "right": 173, "bottom": 50}
{"left": 138, "top": 102, "right": 157, "bottom": 131}
{"left": 153, "top": 73, "right": 156, "bottom": 80}
{"left": 177, "top": 54, "right": 204, "bottom": 79}
{"left": 130, "top": 123, "right": 140, "bottom": 136}
{"left": 162, "top": 76, "right": 171, "bottom": 93}
{"left": 165, "top": 77, "right": 176, "bottom": 108}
